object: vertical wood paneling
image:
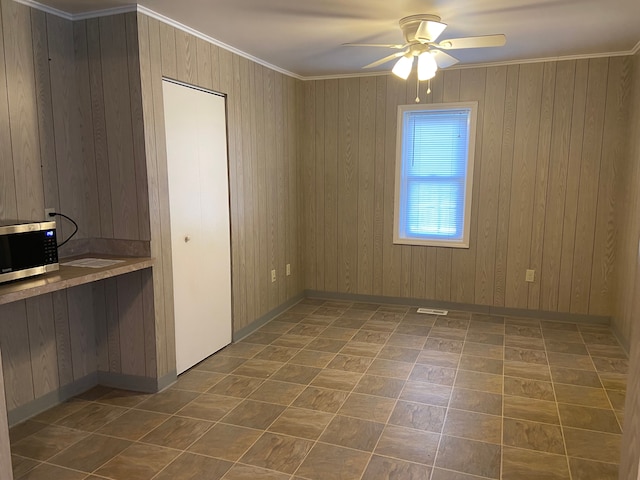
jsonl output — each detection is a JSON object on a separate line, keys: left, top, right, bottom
{"left": 475, "top": 66, "right": 507, "bottom": 305}
{"left": 248, "top": 63, "right": 260, "bottom": 311}
{"left": 337, "top": 77, "right": 359, "bottom": 293}
{"left": 2, "top": 0, "right": 43, "bottom": 220}
{"left": 0, "top": 302, "right": 35, "bottom": 409}
{"left": 275, "top": 72, "right": 286, "bottom": 303}
{"left": 103, "top": 278, "right": 121, "bottom": 373}
{"left": 48, "top": 14, "right": 86, "bottom": 240}
{"left": 92, "top": 282, "right": 109, "bottom": 372}
{"left": 324, "top": 79, "right": 339, "bottom": 292}
{"left": 505, "top": 63, "right": 544, "bottom": 308}
{"left": 590, "top": 56, "right": 629, "bottom": 315}
{"left": 0, "top": 10, "right": 315, "bottom": 427}
{"left": 31, "top": 10, "right": 59, "bottom": 221}
{"left": 159, "top": 21, "right": 176, "bottom": 79}
{"left": 558, "top": 59, "right": 589, "bottom": 311}
{"left": 116, "top": 273, "right": 145, "bottom": 376}
{"left": 143, "top": 15, "right": 173, "bottom": 376}
{"left": 304, "top": 57, "right": 626, "bottom": 319}
{"left": 210, "top": 44, "right": 220, "bottom": 91}
{"left": 51, "top": 291, "right": 73, "bottom": 386}
{"left": 240, "top": 57, "right": 255, "bottom": 320}
{"left": 303, "top": 81, "right": 316, "bottom": 289}
{"left": 72, "top": 20, "right": 101, "bottom": 238}
{"left": 452, "top": 67, "right": 486, "bottom": 304}
{"left": 0, "top": 0, "right": 17, "bottom": 220}
{"left": 494, "top": 65, "right": 519, "bottom": 306}
{"left": 86, "top": 17, "right": 114, "bottom": 238}
{"left": 618, "top": 52, "right": 640, "bottom": 479}
{"left": 125, "top": 13, "right": 151, "bottom": 243}
{"left": 141, "top": 269, "right": 157, "bottom": 377}
{"left": 25, "top": 295, "right": 59, "bottom": 398}
{"left": 357, "top": 77, "right": 376, "bottom": 294}
{"left": 217, "top": 47, "right": 241, "bottom": 328}
{"left": 255, "top": 64, "right": 268, "bottom": 313}
{"left": 541, "top": 61, "right": 576, "bottom": 311}
{"left": 175, "top": 29, "right": 196, "bottom": 84}
{"left": 613, "top": 53, "right": 639, "bottom": 342}
{"left": 527, "top": 62, "right": 556, "bottom": 309}
{"left": 137, "top": 15, "right": 164, "bottom": 376}
{"left": 314, "top": 81, "right": 325, "bottom": 290}
{"left": 195, "top": 38, "right": 212, "bottom": 90}
{"left": 67, "top": 285, "right": 96, "bottom": 380}
{"left": 301, "top": 82, "right": 322, "bottom": 290}
{"left": 263, "top": 65, "right": 275, "bottom": 310}
{"left": 570, "top": 58, "right": 608, "bottom": 313}
{"left": 382, "top": 76, "right": 404, "bottom": 297}
{"left": 372, "top": 76, "right": 386, "bottom": 296}
{"left": 99, "top": 15, "right": 140, "bottom": 239}
{"left": 288, "top": 76, "right": 300, "bottom": 297}
{"left": 0, "top": 352, "right": 11, "bottom": 480}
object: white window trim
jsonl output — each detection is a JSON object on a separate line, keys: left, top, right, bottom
{"left": 393, "top": 101, "right": 478, "bottom": 248}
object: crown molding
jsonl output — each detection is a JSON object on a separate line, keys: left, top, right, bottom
{"left": 13, "top": 0, "right": 73, "bottom": 19}
{"left": 72, "top": 4, "right": 137, "bottom": 20}
{"left": 135, "top": 5, "right": 303, "bottom": 80}
{"left": 12, "top": 0, "right": 640, "bottom": 81}
{"left": 303, "top": 48, "right": 640, "bottom": 81}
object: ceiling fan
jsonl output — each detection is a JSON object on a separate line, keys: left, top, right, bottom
{"left": 345, "top": 14, "right": 506, "bottom": 83}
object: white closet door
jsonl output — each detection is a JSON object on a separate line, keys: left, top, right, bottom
{"left": 163, "top": 79, "right": 232, "bottom": 375}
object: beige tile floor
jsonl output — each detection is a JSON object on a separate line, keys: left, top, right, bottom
{"left": 9, "top": 299, "right": 627, "bottom": 479}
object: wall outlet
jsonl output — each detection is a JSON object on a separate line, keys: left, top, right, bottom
{"left": 525, "top": 269, "right": 535, "bottom": 282}
{"left": 271, "top": 269, "right": 276, "bottom": 283}
{"left": 45, "top": 208, "right": 56, "bottom": 219}
{"left": 286, "top": 264, "right": 291, "bottom": 276}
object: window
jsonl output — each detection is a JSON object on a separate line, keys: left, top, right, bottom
{"left": 394, "top": 102, "right": 477, "bottom": 248}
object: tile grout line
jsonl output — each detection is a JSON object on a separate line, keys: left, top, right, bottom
{"left": 12, "top": 300, "right": 627, "bottom": 480}
{"left": 428, "top": 312, "right": 471, "bottom": 480}
{"left": 541, "top": 326, "right": 574, "bottom": 480}
{"left": 217, "top": 304, "right": 342, "bottom": 480}
{"left": 354, "top": 310, "right": 438, "bottom": 480}
{"left": 289, "top": 302, "right": 381, "bottom": 480}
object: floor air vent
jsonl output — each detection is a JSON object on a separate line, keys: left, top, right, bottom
{"left": 416, "top": 308, "right": 448, "bottom": 315}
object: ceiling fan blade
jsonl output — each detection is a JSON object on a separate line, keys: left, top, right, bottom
{"left": 437, "top": 34, "right": 506, "bottom": 49}
{"left": 363, "top": 51, "right": 406, "bottom": 69}
{"left": 415, "top": 19, "right": 447, "bottom": 43}
{"left": 432, "top": 50, "right": 459, "bottom": 68}
{"left": 343, "top": 43, "right": 407, "bottom": 49}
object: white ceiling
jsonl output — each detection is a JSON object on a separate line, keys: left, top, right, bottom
{"left": 28, "top": 0, "right": 640, "bottom": 78}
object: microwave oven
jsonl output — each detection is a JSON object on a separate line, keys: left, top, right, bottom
{"left": 0, "top": 220, "right": 59, "bottom": 284}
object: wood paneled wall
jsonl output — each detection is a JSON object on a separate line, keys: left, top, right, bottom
{"left": 302, "top": 58, "right": 630, "bottom": 317}
{"left": 618, "top": 51, "right": 640, "bottom": 480}
{"left": 614, "top": 52, "right": 640, "bottom": 343}
{"left": 0, "top": 270, "right": 155, "bottom": 413}
{"left": 0, "top": 3, "right": 156, "bottom": 416}
{"left": 0, "top": 1, "right": 304, "bottom": 410}
{"left": 135, "top": 12, "right": 304, "bottom": 374}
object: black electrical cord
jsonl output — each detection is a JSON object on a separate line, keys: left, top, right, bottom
{"left": 48, "top": 212, "right": 78, "bottom": 248}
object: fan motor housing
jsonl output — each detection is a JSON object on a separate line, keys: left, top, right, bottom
{"left": 399, "top": 14, "right": 442, "bottom": 43}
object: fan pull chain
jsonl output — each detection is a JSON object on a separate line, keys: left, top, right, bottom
{"left": 427, "top": 78, "right": 432, "bottom": 95}
{"left": 415, "top": 76, "right": 420, "bottom": 103}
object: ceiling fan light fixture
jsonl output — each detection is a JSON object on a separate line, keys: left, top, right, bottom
{"left": 392, "top": 54, "right": 414, "bottom": 80}
{"left": 415, "top": 19, "right": 447, "bottom": 43}
{"left": 417, "top": 52, "right": 438, "bottom": 81}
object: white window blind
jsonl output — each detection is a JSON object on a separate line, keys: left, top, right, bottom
{"left": 394, "top": 102, "right": 477, "bottom": 248}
